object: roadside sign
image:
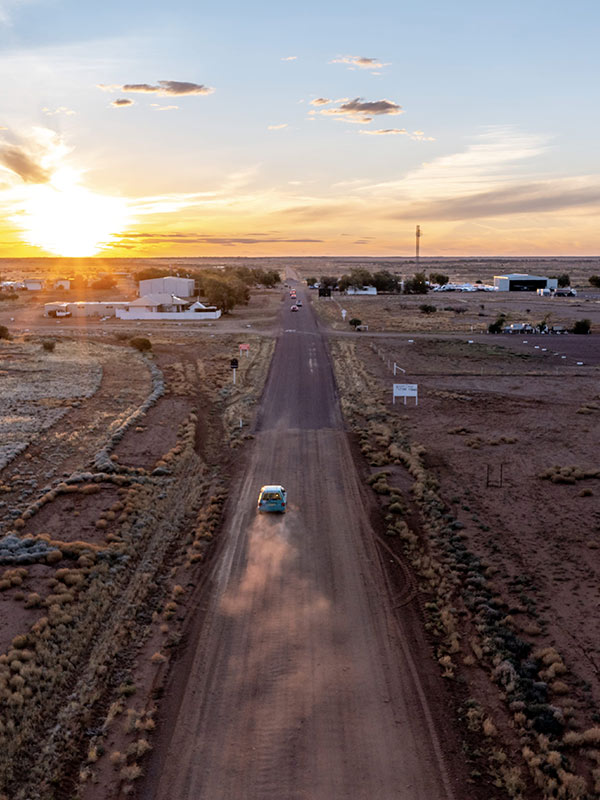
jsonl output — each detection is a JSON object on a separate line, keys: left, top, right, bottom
{"left": 239, "top": 343, "right": 250, "bottom": 356}
{"left": 230, "top": 358, "right": 239, "bottom": 369}
{"left": 341, "top": 309, "right": 347, "bottom": 321}
{"left": 393, "top": 383, "right": 418, "bottom": 406}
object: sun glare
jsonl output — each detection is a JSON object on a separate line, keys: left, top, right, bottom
{"left": 11, "top": 168, "right": 130, "bottom": 257}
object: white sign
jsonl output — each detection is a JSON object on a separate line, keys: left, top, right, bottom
{"left": 393, "top": 383, "right": 418, "bottom": 405}
{"left": 341, "top": 309, "right": 347, "bottom": 320}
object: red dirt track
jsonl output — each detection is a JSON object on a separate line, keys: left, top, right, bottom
{"left": 140, "top": 285, "right": 458, "bottom": 799}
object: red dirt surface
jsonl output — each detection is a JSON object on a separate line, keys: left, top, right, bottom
{"left": 356, "top": 335, "right": 600, "bottom": 716}
{"left": 139, "top": 285, "right": 463, "bottom": 800}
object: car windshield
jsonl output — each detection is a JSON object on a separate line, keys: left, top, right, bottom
{"left": 261, "top": 492, "right": 282, "bottom": 500}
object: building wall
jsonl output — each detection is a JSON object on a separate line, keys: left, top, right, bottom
{"left": 346, "top": 286, "right": 377, "bottom": 295}
{"left": 494, "top": 275, "right": 558, "bottom": 292}
{"left": 116, "top": 308, "right": 221, "bottom": 321}
{"left": 138, "top": 277, "right": 195, "bottom": 297}
{"left": 66, "top": 303, "right": 128, "bottom": 317}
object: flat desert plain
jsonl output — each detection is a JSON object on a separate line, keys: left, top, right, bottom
{"left": 0, "top": 272, "right": 599, "bottom": 800}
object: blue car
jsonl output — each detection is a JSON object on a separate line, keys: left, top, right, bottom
{"left": 257, "top": 484, "right": 287, "bottom": 513}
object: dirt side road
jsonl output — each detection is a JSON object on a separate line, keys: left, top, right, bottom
{"left": 142, "top": 286, "right": 456, "bottom": 799}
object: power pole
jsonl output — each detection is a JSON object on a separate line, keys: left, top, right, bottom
{"left": 415, "top": 225, "right": 421, "bottom": 268}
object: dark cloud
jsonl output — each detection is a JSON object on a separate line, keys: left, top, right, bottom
{"left": 337, "top": 98, "right": 401, "bottom": 116}
{"left": 320, "top": 97, "right": 402, "bottom": 122}
{"left": 0, "top": 142, "right": 50, "bottom": 183}
{"left": 121, "top": 80, "right": 213, "bottom": 96}
{"left": 111, "top": 98, "right": 133, "bottom": 107}
{"left": 393, "top": 182, "right": 600, "bottom": 221}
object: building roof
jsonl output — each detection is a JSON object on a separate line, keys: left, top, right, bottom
{"left": 494, "top": 273, "right": 550, "bottom": 281}
{"left": 129, "top": 293, "right": 190, "bottom": 307}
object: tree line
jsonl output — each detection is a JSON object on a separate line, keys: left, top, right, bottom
{"left": 134, "top": 265, "right": 281, "bottom": 313}
{"left": 305, "top": 268, "right": 445, "bottom": 294}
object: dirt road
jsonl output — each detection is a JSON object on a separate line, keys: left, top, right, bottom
{"left": 142, "top": 285, "right": 456, "bottom": 799}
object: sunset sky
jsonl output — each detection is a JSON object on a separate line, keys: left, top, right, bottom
{"left": 0, "top": 0, "right": 598, "bottom": 257}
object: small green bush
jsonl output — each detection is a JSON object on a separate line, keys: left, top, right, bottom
{"left": 130, "top": 336, "right": 152, "bottom": 352}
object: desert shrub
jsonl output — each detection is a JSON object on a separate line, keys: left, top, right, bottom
{"left": 403, "top": 272, "right": 428, "bottom": 294}
{"left": 120, "top": 763, "right": 143, "bottom": 781}
{"left": 348, "top": 318, "right": 362, "bottom": 329}
{"left": 419, "top": 304, "right": 436, "bottom": 314}
{"left": 488, "top": 317, "right": 505, "bottom": 334}
{"left": 41, "top": 340, "right": 55, "bottom": 352}
{"left": 130, "top": 336, "right": 152, "bottom": 352}
{"left": 0, "top": 325, "right": 10, "bottom": 340}
{"left": 588, "top": 275, "right": 600, "bottom": 288}
{"left": 150, "top": 651, "right": 166, "bottom": 663}
{"left": 572, "top": 318, "right": 591, "bottom": 335}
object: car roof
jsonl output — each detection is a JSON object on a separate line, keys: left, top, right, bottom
{"left": 260, "top": 484, "right": 285, "bottom": 492}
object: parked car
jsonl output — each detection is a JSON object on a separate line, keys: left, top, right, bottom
{"left": 257, "top": 485, "right": 287, "bottom": 513}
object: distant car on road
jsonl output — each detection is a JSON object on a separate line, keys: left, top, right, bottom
{"left": 290, "top": 304, "right": 298, "bottom": 311}
{"left": 257, "top": 485, "right": 287, "bottom": 513}
{"left": 296, "top": 300, "right": 302, "bottom": 307}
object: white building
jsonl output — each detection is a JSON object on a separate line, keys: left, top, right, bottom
{"left": 24, "top": 278, "right": 45, "bottom": 290}
{"left": 494, "top": 274, "right": 558, "bottom": 292}
{"left": 138, "top": 276, "right": 195, "bottom": 297}
{"left": 53, "top": 279, "right": 71, "bottom": 290}
{"left": 116, "top": 296, "right": 221, "bottom": 320}
{"left": 44, "top": 301, "right": 129, "bottom": 317}
{"left": 346, "top": 285, "right": 377, "bottom": 295}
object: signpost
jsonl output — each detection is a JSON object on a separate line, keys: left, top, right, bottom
{"left": 239, "top": 343, "right": 250, "bottom": 357}
{"left": 393, "top": 383, "right": 418, "bottom": 406}
{"left": 230, "top": 357, "right": 239, "bottom": 384}
{"left": 341, "top": 309, "right": 347, "bottom": 321}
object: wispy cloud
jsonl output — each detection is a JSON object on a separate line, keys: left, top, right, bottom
{"left": 330, "top": 55, "right": 389, "bottom": 72}
{"left": 43, "top": 106, "right": 76, "bottom": 117}
{"left": 271, "top": 128, "right": 600, "bottom": 226}
{"left": 110, "top": 232, "right": 323, "bottom": 247}
{"left": 267, "top": 123, "right": 288, "bottom": 130}
{"left": 0, "top": 142, "right": 50, "bottom": 182}
{"left": 98, "top": 80, "right": 214, "bottom": 96}
{"left": 150, "top": 103, "right": 178, "bottom": 111}
{"left": 359, "top": 128, "right": 435, "bottom": 141}
{"left": 318, "top": 97, "right": 402, "bottom": 124}
{"left": 281, "top": 56, "right": 297, "bottom": 61}
{"left": 0, "top": 128, "right": 68, "bottom": 184}
{"left": 310, "top": 97, "right": 330, "bottom": 106}
{"left": 111, "top": 98, "right": 133, "bottom": 107}
{"left": 394, "top": 179, "right": 600, "bottom": 220}
{"left": 383, "top": 127, "right": 549, "bottom": 200}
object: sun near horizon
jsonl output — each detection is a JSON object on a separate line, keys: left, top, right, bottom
{"left": 0, "top": 1, "right": 599, "bottom": 259}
